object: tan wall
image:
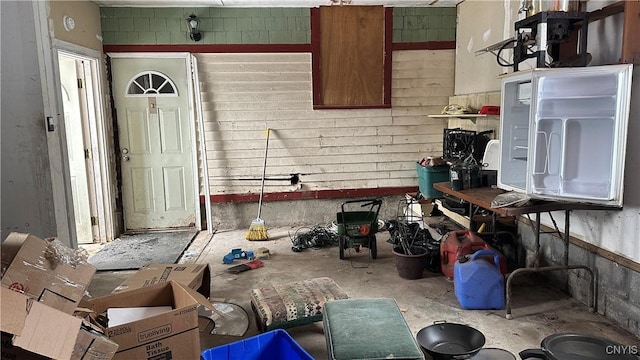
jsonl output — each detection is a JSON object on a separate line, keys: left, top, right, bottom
{"left": 195, "top": 50, "right": 454, "bottom": 195}
{"left": 454, "top": 0, "right": 521, "bottom": 95}
{"left": 49, "top": 0, "right": 102, "bottom": 51}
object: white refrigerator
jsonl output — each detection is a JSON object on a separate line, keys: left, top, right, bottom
{"left": 498, "top": 64, "right": 634, "bottom": 207}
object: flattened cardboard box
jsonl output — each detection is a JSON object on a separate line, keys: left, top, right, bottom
{"left": 0, "top": 287, "right": 117, "bottom": 360}
{"left": 113, "top": 263, "right": 211, "bottom": 298}
{"left": 1, "top": 232, "right": 96, "bottom": 314}
{"left": 1, "top": 332, "right": 48, "bottom": 360}
{"left": 1, "top": 328, "right": 117, "bottom": 360}
{"left": 89, "top": 281, "right": 215, "bottom": 360}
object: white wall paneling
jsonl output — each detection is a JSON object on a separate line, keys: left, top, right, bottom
{"left": 194, "top": 50, "right": 454, "bottom": 195}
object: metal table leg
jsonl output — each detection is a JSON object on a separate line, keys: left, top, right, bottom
{"left": 505, "top": 210, "right": 596, "bottom": 319}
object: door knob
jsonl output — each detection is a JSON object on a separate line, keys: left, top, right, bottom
{"left": 122, "top": 155, "right": 130, "bottom": 161}
{"left": 122, "top": 148, "right": 129, "bottom": 154}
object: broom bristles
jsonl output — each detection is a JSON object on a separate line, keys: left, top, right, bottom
{"left": 246, "top": 218, "right": 269, "bottom": 241}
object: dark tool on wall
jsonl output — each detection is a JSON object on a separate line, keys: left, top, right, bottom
{"left": 513, "top": 1, "right": 589, "bottom": 70}
{"left": 228, "top": 173, "right": 300, "bottom": 185}
{"left": 476, "top": 2, "right": 589, "bottom": 70}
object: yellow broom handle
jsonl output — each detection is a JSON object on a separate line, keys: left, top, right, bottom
{"left": 257, "top": 128, "right": 270, "bottom": 219}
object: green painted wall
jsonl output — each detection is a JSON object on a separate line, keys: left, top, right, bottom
{"left": 393, "top": 7, "right": 457, "bottom": 42}
{"left": 100, "top": 7, "right": 456, "bottom": 45}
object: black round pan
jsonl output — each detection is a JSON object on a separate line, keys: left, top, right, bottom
{"left": 416, "top": 322, "right": 486, "bottom": 360}
{"left": 472, "top": 348, "right": 516, "bottom": 360}
{"left": 520, "top": 333, "right": 640, "bottom": 360}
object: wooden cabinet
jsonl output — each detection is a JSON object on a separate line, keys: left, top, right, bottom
{"left": 311, "top": 6, "right": 392, "bottom": 109}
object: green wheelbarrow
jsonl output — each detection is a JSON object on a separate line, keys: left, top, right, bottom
{"left": 336, "top": 198, "right": 383, "bottom": 260}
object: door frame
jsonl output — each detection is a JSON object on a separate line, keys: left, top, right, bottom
{"left": 191, "top": 55, "right": 213, "bottom": 234}
{"left": 33, "top": 0, "right": 116, "bottom": 247}
{"left": 54, "top": 41, "right": 116, "bottom": 245}
{"left": 107, "top": 52, "right": 202, "bottom": 231}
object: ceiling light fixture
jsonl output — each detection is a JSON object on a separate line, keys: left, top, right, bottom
{"left": 185, "top": 14, "right": 202, "bottom": 42}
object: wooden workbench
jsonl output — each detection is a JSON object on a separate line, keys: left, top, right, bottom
{"left": 432, "top": 182, "right": 612, "bottom": 319}
{"left": 433, "top": 182, "right": 613, "bottom": 216}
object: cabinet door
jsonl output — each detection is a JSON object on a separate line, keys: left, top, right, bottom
{"left": 313, "top": 6, "right": 389, "bottom": 108}
{"left": 528, "top": 64, "right": 633, "bottom": 206}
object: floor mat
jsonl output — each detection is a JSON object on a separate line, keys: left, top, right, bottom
{"left": 88, "top": 229, "right": 197, "bottom": 271}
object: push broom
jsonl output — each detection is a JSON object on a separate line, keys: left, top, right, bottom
{"left": 246, "top": 128, "right": 271, "bottom": 241}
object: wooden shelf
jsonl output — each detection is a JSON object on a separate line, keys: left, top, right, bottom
{"left": 428, "top": 114, "right": 497, "bottom": 124}
{"left": 428, "top": 114, "right": 487, "bottom": 118}
{"left": 434, "top": 199, "right": 471, "bottom": 229}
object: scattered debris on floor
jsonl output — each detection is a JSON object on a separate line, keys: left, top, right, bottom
{"left": 255, "top": 247, "right": 271, "bottom": 260}
{"left": 222, "top": 248, "right": 254, "bottom": 264}
{"left": 290, "top": 224, "right": 339, "bottom": 252}
{"left": 227, "top": 260, "right": 264, "bottom": 274}
{"left": 198, "top": 301, "right": 250, "bottom": 337}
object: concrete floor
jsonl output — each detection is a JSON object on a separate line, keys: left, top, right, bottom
{"left": 86, "top": 222, "right": 640, "bottom": 359}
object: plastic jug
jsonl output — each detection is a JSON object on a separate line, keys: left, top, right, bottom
{"left": 454, "top": 249, "right": 505, "bottom": 310}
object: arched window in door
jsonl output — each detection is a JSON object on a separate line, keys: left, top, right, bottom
{"left": 125, "top": 71, "right": 178, "bottom": 97}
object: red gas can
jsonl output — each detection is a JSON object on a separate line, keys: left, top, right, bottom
{"left": 440, "top": 230, "right": 507, "bottom": 279}
{"left": 440, "top": 230, "right": 485, "bottom": 280}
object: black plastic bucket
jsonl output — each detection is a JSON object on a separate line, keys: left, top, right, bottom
{"left": 393, "top": 246, "right": 428, "bottom": 280}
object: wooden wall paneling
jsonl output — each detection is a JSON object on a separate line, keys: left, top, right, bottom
{"left": 318, "top": 6, "right": 385, "bottom": 107}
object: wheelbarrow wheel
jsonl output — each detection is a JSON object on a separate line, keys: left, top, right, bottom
{"left": 339, "top": 236, "right": 346, "bottom": 260}
{"left": 369, "top": 234, "right": 377, "bottom": 259}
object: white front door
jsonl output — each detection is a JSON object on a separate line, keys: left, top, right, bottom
{"left": 111, "top": 57, "right": 196, "bottom": 231}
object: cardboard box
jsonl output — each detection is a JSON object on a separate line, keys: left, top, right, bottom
{"left": 0, "top": 287, "right": 117, "bottom": 360}
{"left": 2, "top": 328, "right": 118, "bottom": 360}
{"left": 1, "top": 232, "right": 96, "bottom": 314}
{"left": 1, "top": 332, "right": 48, "bottom": 360}
{"left": 112, "top": 263, "right": 211, "bottom": 298}
{"left": 88, "top": 281, "right": 215, "bottom": 360}
{"left": 72, "top": 326, "right": 119, "bottom": 360}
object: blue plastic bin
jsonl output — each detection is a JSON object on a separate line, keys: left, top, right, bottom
{"left": 201, "top": 329, "right": 313, "bottom": 360}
